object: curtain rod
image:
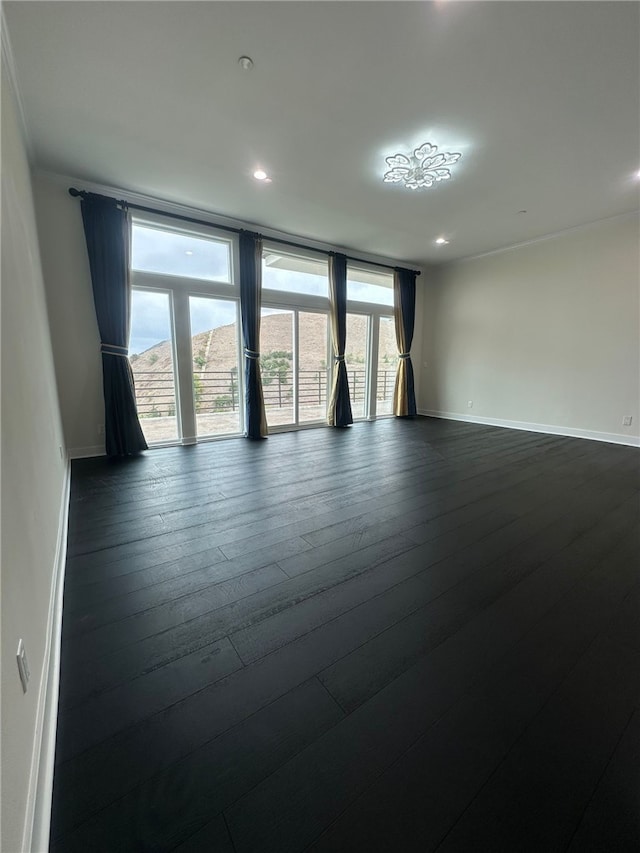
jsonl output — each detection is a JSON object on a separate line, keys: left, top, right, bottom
{"left": 68, "top": 188, "right": 421, "bottom": 276}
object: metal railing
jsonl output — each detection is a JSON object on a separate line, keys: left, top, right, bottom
{"left": 132, "top": 367, "right": 398, "bottom": 418}
{"left": 131, "top": 370, "right": 177, "bottom": 418}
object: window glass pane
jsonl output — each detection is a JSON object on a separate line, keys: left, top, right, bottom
{"left": 346, "top": 313, "right": 370, "bottom": 419}
{"left": 347, "top": 267, "right": 394, "bottom": 307}
{"left": 298, "top": 312, "right": 329, "bottom": 424}
{"left": 377, "top": 316, "right": 399, "bottom": 415}
{"left": 131, "top": 224, "right": 231, "bottom": 282}
{"left": 129, "top": 290, "right": 179, "bottom": 443}
{"left": 262, "top": 250, "right": 328, "bottom": 297}
{"left": 189, "top": 296, "right": 241, "bottom": 437}
{"left": 261, "top": 308, "right": 294, "bottom": 427}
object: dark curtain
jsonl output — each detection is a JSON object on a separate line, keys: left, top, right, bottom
{"left": 80, "top": 193, "right": 147, "bottom": 456}
{"left": 239, "top": 231, "right": 268, "bottom": 438}
{"left": 327, "top": 253, "right": 353, "bottom": 427}
{"left": 393, "top": 267, "right": 417, "bottom": 417}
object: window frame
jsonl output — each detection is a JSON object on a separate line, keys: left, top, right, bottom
{"left": 128, "top": 216, "right": 401, "bottom": 445}
{"left": 260, "top": 303, "right": 332, "bottom": 431}
{"left": 346, "top": 263, "right": 395, "bottom": 310}
{"left": 130, "top": 284, "right": 182, "bottom": 446}
{"left": 129, "top": 214, "right": 244, "bottom": 445}
{"left": 131, "top": 212, "right": 236, "bottom": 287}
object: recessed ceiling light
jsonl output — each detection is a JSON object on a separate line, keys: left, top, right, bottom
{"left": 253, "top": 169, "right": 268, "bottom": 181}
{"left": 185, "top": 250, "right": 194, "bottom": 256}
{"left": 238, "top": 56, "right": 254, "bottom": 71}
{"left": 435, "top": 237, "right": 449, "bottom": 245}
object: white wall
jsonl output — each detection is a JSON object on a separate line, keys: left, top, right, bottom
{"left": 32, "top": 175, "right": 104, "bottom": 457}
{"left": 1, "top": 71, "right": 67, "bottom": 851}
{"left": 420, "top": 215, "right": 640, "bottom": 444}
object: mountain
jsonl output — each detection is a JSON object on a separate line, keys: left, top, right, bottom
{"left": 130, "top": 312, "right": 398, "bottom": 415}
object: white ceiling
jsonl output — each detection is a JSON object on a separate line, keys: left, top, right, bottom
{"left": 4, "top": 1, "right": 640, "bottom": 265}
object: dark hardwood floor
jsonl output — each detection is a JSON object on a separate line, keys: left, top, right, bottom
{"left": 50, "top": 417, "right": 640, "bottom": 852}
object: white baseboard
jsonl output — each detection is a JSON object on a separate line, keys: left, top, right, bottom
{"left": 68, "top": 444, "right": 105, "bottom": 459}
{"left": 22, "top": 463, "right": 71, "bottom": 853}
{"left": 418, "top": 410, "right": 640, "bottom": 448}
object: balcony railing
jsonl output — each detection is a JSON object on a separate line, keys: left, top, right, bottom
{"left": 131, "top": 371, "right": 178, "bottom": 419}
{"left": 132, "top": 367, "right": 398, "bottom": 419}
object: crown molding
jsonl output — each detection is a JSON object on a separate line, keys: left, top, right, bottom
{"left": 449, "top": 209, "right": 640, "bottom": 267}
{"left": 1, "top": 8, "right": 34, "bottom": 160}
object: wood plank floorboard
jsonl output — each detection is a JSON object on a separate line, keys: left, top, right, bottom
{"left": 50, "top": 418, "right": 640, "bottom": 852}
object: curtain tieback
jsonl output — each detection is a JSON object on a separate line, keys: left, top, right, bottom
{"left": 244, "top": 348, "right": 261, "bottom": 360}
{"left": 334, "top": 355, "right": 345, "bottom": 363}
{"left": 101, "top": 343, "right": 129, "bottom": 357}
{"left": 398, "top": 352, "right": 411, "bottom": 359}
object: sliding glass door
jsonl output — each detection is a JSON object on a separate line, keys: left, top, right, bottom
{"left": 346, "top": 313, "right": 370, "bottom": 420}
{"left": 260, "top": 306, "right": 330, "bottom": 429}
{"left": 298, "top": 311, "right": 329, "bottom": 423}
{"left": 377, "top": 316, "right": 398, "bottom": 415}
{"left": 260, "top": 308, "right": 295, "bottom": 427}
{"left": 128, "top": 220, "right": 402, "bottom": 446}
{"left": 129, "top": 289, "right": 179, "bottom": 444}
{"left": 130, "top": 215, "right": 243, "bottom": 445}
{"left": 346, "top": 266, "right": 396, "bottom": 420}
{"left": 189, "top": 296, "right": 242, "bottom": 438}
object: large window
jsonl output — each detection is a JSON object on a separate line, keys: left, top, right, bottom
{"left": 130, "top": 218, "right": 242, "bottom": 445}
{"left": 128, "top": 218, "right": 402, "bottom": 445}
{"left": 377, "top": 316, "right": 399, "bottom": 415}
{"left": 345, "top": 266, "right": 396, "bottom": 419}
{"left": 260, "top": 247, "right": 331, "bottom": 429}
{"left": 262, "top": 250, "right": 329, "bottom": 298}
{"left": 346, "top": 313, "right": 370, "bottom": 420}
{"left": 130, "top": 290, "right": 179, "bottom": 444}
{"left": 189, "top": 296, "right": 242, "bottom": 438}
{"left": 347, "top": 266, "right": 394, "bottom": 307}
{"left": 132, "top": 224, "right": 232, "bottom": 282}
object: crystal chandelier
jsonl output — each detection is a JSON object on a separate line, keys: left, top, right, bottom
{"left": 383, "top": 142, "right": 462, "bottom": 189}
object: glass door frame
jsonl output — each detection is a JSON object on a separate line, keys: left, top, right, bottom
{"left": 346, "top": 262, "right": 396, "bottom": 421}
{"left": 376, "top": 314, "right": 398, "bottom": 418}
{"left": 260, "top": 300, "right": 332, "bottom": 432}
{"left": 345, "top": 306, "right": 398, "bottom": 421}
{"left": 130, "top": 212, "right": 244, "bottom": 445}
{"left": 130, "top": 284, "right": 182, "bottom": 446}
{"left": 186, "top": 292, "right": 244, "bottom": 442}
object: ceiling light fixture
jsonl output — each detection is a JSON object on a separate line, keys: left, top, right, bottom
{"left": 435, "top": 237, "right": 449, "bottom": 245}
{"left": 384, "top": 142, "right": 462, "bottom": 189}
{"left": 185, "top": 250, "right": 194, "bottom": 255}
{"left": 238, "top": 56, "right": 254, "bottom": 70}
{"left": 253, "top": 169, "right": 268, "bottom": 181}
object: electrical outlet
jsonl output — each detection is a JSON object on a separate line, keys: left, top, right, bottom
{"left": 622, "top": 416, "right": 632, "bottom": 426}
{"left": 16, "top": 640, "right": 30, "bottom": 693}
{"left": 467, "top": 400, "right": 473, "bottom": 408}
{"left": 98, "top": 424, "right": 105, "bottom": 436}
